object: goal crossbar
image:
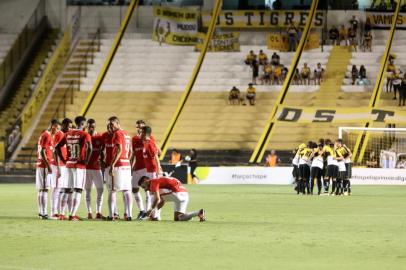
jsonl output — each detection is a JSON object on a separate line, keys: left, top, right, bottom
{"left": 338, "top": 127, "right": 406, "bottom": 139}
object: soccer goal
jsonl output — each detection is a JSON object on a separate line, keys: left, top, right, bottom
{"left": 338, "top": 127, "right": 406, "bottom": 168}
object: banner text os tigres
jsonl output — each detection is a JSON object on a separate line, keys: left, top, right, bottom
{"left": 202, "top": 10, "right": 325, "bottom": 28}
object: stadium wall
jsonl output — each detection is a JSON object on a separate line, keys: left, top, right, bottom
{"left": 0, "top": 0, "right": 41, "bottom": 32}
{"left": 195, "top": 167, "right": 406, "bottom": 185}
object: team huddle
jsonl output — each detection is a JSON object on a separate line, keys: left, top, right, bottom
{"left": 292, "top": 139, "right": 352, "bottom": 196}
{"left": 35, "top": 116, "right": 205, "bottom": 222}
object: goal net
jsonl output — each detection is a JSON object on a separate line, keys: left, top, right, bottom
{"left": 338, "top": 127, "right": 406, "bottom": 168}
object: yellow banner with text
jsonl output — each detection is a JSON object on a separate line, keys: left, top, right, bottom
{"left": 267, "top": 32, "right": 320, "bottom": 51}
{"left": 195, "top": 32, "right": 240, "bottom": 52}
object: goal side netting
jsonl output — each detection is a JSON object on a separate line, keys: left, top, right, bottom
{"left": 338, "top": 127, "right": 406, "bottom": 168}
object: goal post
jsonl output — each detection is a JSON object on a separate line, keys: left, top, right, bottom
{"left": 338, "top": 127, "right": 406, "bottom": 168}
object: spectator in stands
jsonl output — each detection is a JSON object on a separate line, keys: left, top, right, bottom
{"left": 348, "top": 26, "right": 358, "bottom": 51}
{"left": 281, "top": 65, "right": 288, "bottom": 83}
{"left": 297, "top": 28, "right": 303, "bottom": 45}
{"left": 392, "top": 71, "right": 402, "bottom": 100}
{"left": 265, "top": 150, "right": 281, "bottom": 167}
{"left": 364, "top": 17, "right": 372, "bottom": 33}
{"left": 286, "top": 23, "right": 298, "bottom": 52}
{"left": 258, "top": 50, "right": 268, "bottom": 65}
{"left": 300, "top": 63, "right": 311, "bottom": 85}
{"left": 260, "top": 64, "right": 272, "bottom": 85}
{"left": 363, "top": 30, "right": 373, "bottom": 52}
{"left": 377, "top": 0, "right": 387, "bottom": 10}
{"left": 314, "top": 63, "right": 325, "bottom": 85}
{"left": 293, "top": 68, "right": 301, "bottom": 85}
{"left": 386, "top": 59, "right": 396, "bottom": 92}
{"left": 339, "top": 25, "right": 348, "bottom": 46}
{"left": 252, "top": 59, "right": 259, "bottom": 84}
{"left": 390, "top": 0, "right": 396, "bottom": 10}
{"left": 399, "top": 74, "right": 406, "bottom": 106}
{"left": 245, "top": 50, "right": 256, "bottom": 65}
{"left": 271, "top": 52, "right": 280, "bottom": 66}
{"left": 349, "top": 15, "right": 359, "bottom": 32}
{"left": 229, "top": 86, "right": 241, "bottom": 105}
{"left": 246, "top": 83, "right": 256, "bottom": 106}
{"left": 272, "top": 0, "right": 282, "bottom": 10}
{"left": 329, "top": 26, "right": 339, "bottom": 45}
{"left": 273, "top": 65, "right": 283, "bottom": 84}
{"left": 351, "top": 65, "right": 359, "bottom": 85}
{"left": 359, "top": 65, "right": 367, "bottom": 80}
{"left": 170, "top": 149, "right": 182, "bottom": 165}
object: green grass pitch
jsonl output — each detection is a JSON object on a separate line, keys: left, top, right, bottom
{"left": 0, "top": 184, "right": 405, "bottom": 270}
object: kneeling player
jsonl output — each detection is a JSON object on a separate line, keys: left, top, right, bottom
{"left": 139, "top": 176, "right": 205, "bottom": 222}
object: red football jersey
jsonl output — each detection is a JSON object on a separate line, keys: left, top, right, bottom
{"left": 102, "top": 131, "right": 114, "bottom": 167}
{"left": 86, "top": 132, "right": 103, "bottom": 170}
{"left": 36, "top": 130, "right": 54, "bottom": 168}
{"left": 132, "top": 135, "right": 157, "bottom": 171}
{"left": 112, "top": 129, "right": 131, "bottom": 167}
{"left": 132, "top": 135, "right": 145, "bottom": 170}
{"left": 51, "top": 130, "right": 67, "bottom": 166}
{"left": 58, "top": 129, "right": 91, "bottom": 169}
{"left": 149, "top": 177, "right": 187, "bottom": 193}
{"left": 143, "top": 138, "right": 158, "bottom": 173}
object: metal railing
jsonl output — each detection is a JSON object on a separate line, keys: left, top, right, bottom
{"left": 26, "top": 30, "right": 100, "bottom": 169}
{"left": 0, "top": 0, "right": 46, "bottom": 89}
{"left": 51, "top": 29, "right": 101, "bottom": 120}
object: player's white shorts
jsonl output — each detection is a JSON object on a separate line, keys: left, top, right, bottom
{"left": 66, "top": 168, "right": 86, "bottom": 189}
{"left": 132, "top": 168, "right": 147, "bottom": 187}
{"left": 338, "top": 161, "right": 346, "bottom": 172}
{"left": 108, "top": 166, "right": 132, "bottom": 191}
{"left": 50, "top": 165, "right": 63, "bottom": 188}
{"left": 35, "top": 167, "right": 51, "bottom": 190}
{"left": 161, "top": 191, "right": 189, "bottom": 214}
{"left": 58, "top": 166, "right": 68, "bottom": 188}
{"left": 146, "top": 171, "right": 158, "bottom": 179}
{"left": 85, "top": 169, "right": 104, "bottom": 190}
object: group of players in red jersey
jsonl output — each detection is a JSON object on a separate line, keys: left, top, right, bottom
{"left": 35, "top": 115, "right": 205, "bottom": 222}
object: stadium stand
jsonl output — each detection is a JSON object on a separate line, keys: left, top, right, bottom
{"left": 73, "top": 33, "right": 330, "bottom": 156}
{"left": 264, "top": 30, "right": 403, "bottom": 152}
{"left": 13, "top": 37, "right": 100, "bottom": 166}
{"left": 0, "top": 31, "right": 59, "bottom": 139}
{"left": 4, "top": 3, "right": 406, "bottom": 167}
{"left": 343, "top": 30, "right": 406, "bottom": 93}
{"left": 81, "top": 35, "right": 327, "bottom": 92}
